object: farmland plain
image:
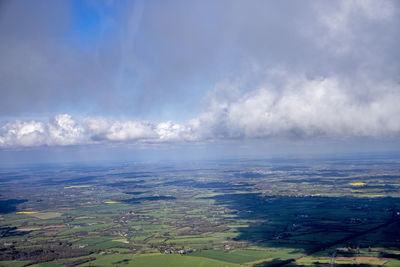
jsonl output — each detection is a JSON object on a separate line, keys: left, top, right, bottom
{"left": 1, "top": 156, "right": 400, "bottom": 266}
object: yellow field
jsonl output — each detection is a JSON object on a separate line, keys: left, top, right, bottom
{"left": 352, "top": 188, "right": 383, "bottom": 193}
{"left": 29, "top": 212, "right": 62, "bottom": 219}
{"left": 104, "top": 201, "right": 121, "bottom": 204}
{"left": 349, "top": 182, "right": 366, "bottom": 186}
{"left": 16, "top": 211, "right": 38, "bottom": 214}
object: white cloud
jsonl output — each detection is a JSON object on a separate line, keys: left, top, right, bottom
{"left": 105, "top": 121, "right": 155, "bottom": 141}
{"left": 197, "top": 72, "right": 400, "bottom": 140}
{"left": 47, "top": 114, "right": 86, "bottom": 146}
{"left": 156, "top": 121, "right": 189, "bottom": 142}
{"left": 0, "top": 120, "right": 46, "bottom": 147}
{"left": 0, "top": 114, "right": 86, "bottom": 147}
{"left": 0, "top": 115, "right": 196, "bottom": 147}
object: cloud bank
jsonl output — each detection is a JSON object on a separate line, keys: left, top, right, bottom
{"left": 1, "top": 70, "right": 400, "bottom": 148}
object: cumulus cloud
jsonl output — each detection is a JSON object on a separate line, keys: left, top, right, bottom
{"left": 0, "top": 114, "right": 86, "bottom": 147}
{"left": 85, "top": 118, "right": 156, "bottom": 142}
{"left": 195, "top": 72, "right": 400, "bottom": 140}
{"left": 0, "top": 114, "right": 194, "bottom": 147}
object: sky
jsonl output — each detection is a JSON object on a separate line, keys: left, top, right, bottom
{"left": 1, "top": 0, "right": 400, "bottom": 163}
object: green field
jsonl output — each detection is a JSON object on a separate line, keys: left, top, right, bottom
{"left": 80, "top": 254, "right": 242, "bottom": 267}
{"left": 188, "top": 249, "right": 276, "bottom": 264}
